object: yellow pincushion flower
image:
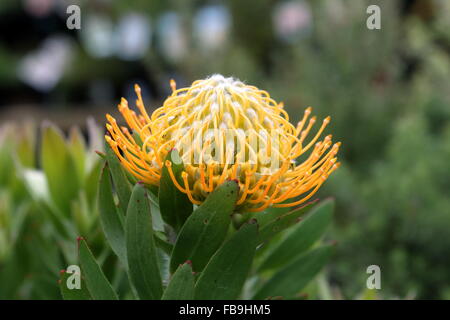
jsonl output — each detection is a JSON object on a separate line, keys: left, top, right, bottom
{"left": 105, "top": 75, "right": 340, "bottom": 212}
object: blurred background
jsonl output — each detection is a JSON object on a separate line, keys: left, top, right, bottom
{"left": 0, "top": 0, "right": 449, "bottom": 299}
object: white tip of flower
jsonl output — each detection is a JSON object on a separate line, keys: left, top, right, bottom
{"left": 246, "top": 108, "right": 257, "bottom": 119}
{"left": 192, "top": 120, "right": 201, "bottom": 129}
{"left": 210, "top": 102, "right": 219, "bottom": 114}
{"left": 236, "top": 128, "right": 245, "bottom": 137}
{"left": 204, "top": 130, "right": 214, "bottom": 141}
{"left": 263, "top": 116, "right": 274, "bottom": 127}
{"left": 259, "top": 129, "right": 268, "bottom": 139}
{"left": 151, "top": 160, "right": 161, "bottom": 169}
{"left": 223, "top": 112, "right": 232, "bottom": 123}
{"left": 205, "top": 74, "right": 245, "bottom": 90}
{"left": 209, "top": 74, "right": 226, "bottom": 82}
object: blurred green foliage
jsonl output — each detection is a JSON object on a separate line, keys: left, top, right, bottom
{"left": 0, "top": 120, "right": 107, "bottom": 299}
{"left": 314, "top": 3, "right": 450, "bottom": 299}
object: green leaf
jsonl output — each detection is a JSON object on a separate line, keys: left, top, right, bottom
{"left": 59, "top": 270, "right": 91, "bottom": 300}
{"left": 257, "top": 201, "right": 316, "bottom": 245}
{"left": 71, "top": 191, "right": 92, "bottom": 236}
{"left": 162, "top": 263, "right": 195, "bottom": 300}
{"left": 98, "top": 163, "right": 127, "bottom": 268}
{"left": 0, "top": 135, "right": 15, "bottom": 186}
{"left": 253, "top": 245, "right": 333, "bottom": 299}
{"left": 195, "top": 222, "right": 258, "bottom": 300}
{"left": 85, "top": 160, "right": 102, "bottom": 206}
{"left": 126, "top": 184, "right": 163, "bottom": 300}
{"left": 68, "top": 126, "right": 86, "bottom": 183}
{"left": 16, "top": 121, "right": 36, "bottom": 168}
{"left": 154, "top": 231, "right": 174, "bottom": 255}
{"left": 41, "top": 122, "right": 80, "bottom": 213}
{"left": 86, "top": 117, "right": 104, "bottom": 155}
{"left": 0, "top": 243, "right": 28, "bottom": 299}
{"left": 258, "top": 199, "right": 334, "bottom": 271}
{"left": 147, "top": 188, "right": 165, "bottom": 232}
{"left": 78, "top": 239, "right": 118, "bottom": 300}
{"left": 170, "top": 180, "right": 238, "bottom": 273}
{"left": 158, "top": 149, "right": 193, "bottom": 231}
{"left": 252, "top": 206, "right": 291, "bottom": 227}
{"left": 105, "top": 142, "right": 132, "bottom": 214}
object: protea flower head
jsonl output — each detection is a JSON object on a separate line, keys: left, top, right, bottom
{"left": 105, "top": 74, "right": 340, "bottom": 212}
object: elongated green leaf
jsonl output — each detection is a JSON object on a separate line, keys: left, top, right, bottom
{"left": 71, "top": 191, "right": 91, "bottom": 236}
{"left": 253, "top": 245, "right": 333, "bottom": 299}
{"left": 147, "top": 188, "right": 165, "bottom": 232}
{"left": 162, "top": 263, "right": 195, "bottom": 300}
{"left": 257, "top": 201, "right": 316, "bottom": 245}
{"left": 195, "top": 222, "right": 258, "bottom": 300}
{"left": 68, "top": 126, "right": 86, "bottom": 183}
{"left": 126, "top": 184, "right": 163, "bottom": 300}
{"left": 79, "top": 239, "right": 118, "bottom": 300}
{"left": 258, "top": 199, "right": 334, "bottom": 271}
{"left": 85, "top": 159, "right": 102, "bottom": 206}
{"left": 170, "top": 181, "right": 238, "bottom": 273}
{"left": 41, "top": 122, "right": 80, "bottom": 213}
{"left": 87, "top": 117, "right": 104, "bottom": 156}
{"left": 0, "top": 244, "right": 28, "bottom": 299}
{"left": 252, "top": 206, "right": 291, "bottom": 227}
{"left": 59, "top": 270, "right": 91, "bottom": 300}
{"left": 98, "top": 163, "right": 127, "bottom": 268}
{"left": 105, "top": 142, "right": 131, "bottom": 214}
{"left": 154, "top": 231, "right": 174, "bottom": 255}
{"left": 16, "top": 121, "right": 36, "bottom": 168}
{"left": 158, "top": 149, "right": 192, "bottom": 231}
